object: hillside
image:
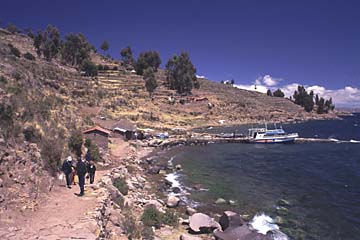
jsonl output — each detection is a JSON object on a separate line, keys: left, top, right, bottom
{"left": 0, "top": 28, "right": 337, "bottom": 133}
{"left": 0, "top": 28, "right": 337, "bottom": 218}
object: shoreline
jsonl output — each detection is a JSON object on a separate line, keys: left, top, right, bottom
{"left": 142, "top": 142, "right": 289, "bottom": 240}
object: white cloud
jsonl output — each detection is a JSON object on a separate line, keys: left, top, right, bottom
{"left": 281, "top": 84, "right": 360, "bottom": 107}
{"left": 262, "top": 75, "right": 280, "bottom": 86}
{"left": 196, "top": 75, "right": 206, "bottom": 79}
{"left": 232, "top": 74, "right": 280, "bottom": 94}
{"left": 233, "top": 83, "right": 268, "bottom": 93}
{"left": 223, "top": 73, "right": 360, "bottom": 107}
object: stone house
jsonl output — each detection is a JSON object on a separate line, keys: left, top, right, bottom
{"left": 83, "top": 126, "right": 111, "bottom": 150}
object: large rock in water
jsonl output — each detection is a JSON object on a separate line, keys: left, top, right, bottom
{"left": 214, "top": 225, "right": 271, "bottom": 240}
{"left": 189, "top": 213, "right": 221, "bottom": 233}
{"left": 219, "top": 211, "right": 244, "bottom": 230}
{"left": 166, "top": 195, "right": 180, "bottom": 208}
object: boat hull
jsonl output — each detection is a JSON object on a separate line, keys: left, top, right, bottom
{"left": 249, "top": 137, "right": 297, "bottom": 143}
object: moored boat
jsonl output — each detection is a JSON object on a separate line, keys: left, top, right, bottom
{"left": 248, "top": 124, "right": 298, "bottom": 143}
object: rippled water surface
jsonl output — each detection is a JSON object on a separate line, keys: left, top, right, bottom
{"left": 161, "top": 114, "right": 360, "bottom": 239}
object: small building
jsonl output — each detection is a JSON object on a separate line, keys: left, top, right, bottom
{"left": 112, "top": 119, "right": 137, "bottom": 140}
{"left": 83, "top": 126, "right": 111, "bottom": 150}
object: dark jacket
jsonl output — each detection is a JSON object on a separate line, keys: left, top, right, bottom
{"left": 85, "top": 150, "right": 92, "bottom": 162}
{"left": 76, "top": 160, "right": 87, "bottom": 176}
{"left": 87, "top": 164, "right": 96, "bottom": 174}
{"left": 61, "top": 161, "right": 73, "bottom": 174}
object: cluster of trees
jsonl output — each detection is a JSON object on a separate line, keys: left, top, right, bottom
{"left": 267, "top": 88, "right": 285, "bottom": 98}
{"left": 293, "top": 86, "right": 315, "bottom": 112}
{"left": 31, "top": 25, "right": 97, "bottom": 76}
{"left": 165, "top": 52, "right": 199, "bottom": 95}
{"left": 120, "top": 46, "right": 135, "bottom": 68}
{"left": 134, "top": 51, "right": 161, "bottom": 75}
{"left": 123, "top": 49, "right": 199, "bottom": 95}
{"left": 292, "top": 85, "right": 335, "bottom": 113}
{"left": 315, "top": 94, "right": 335, "bottom": 114}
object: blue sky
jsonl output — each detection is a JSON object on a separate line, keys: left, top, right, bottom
{"left": 1, "top": 0, "right": 360, "bottom": 106}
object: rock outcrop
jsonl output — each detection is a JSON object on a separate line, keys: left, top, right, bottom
{"left": 189, "top": 213, "right": 221, "bottom": 233}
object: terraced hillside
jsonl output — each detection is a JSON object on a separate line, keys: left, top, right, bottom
{"left": 0, "top": 28, "right": 336, "bottom": 134}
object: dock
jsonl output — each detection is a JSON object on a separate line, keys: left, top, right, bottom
{"left": 147, "top": 135, "right": 343, "bottom": 148}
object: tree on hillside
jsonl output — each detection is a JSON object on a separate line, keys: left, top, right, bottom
{"left": 42, "top": 25, "right": 61, "bottom": 61}
{"left": 230, "top": 79, "right": 235, "bottom": 85}
{"left": 134, "top": 51, "right": 161, "bottom": 75}
{"left": 24, "top": 28, "right": 35, "bottom": 38}
{"left": 273, "top": 88, "right": 285, "bottom": 98}
{"left": 68, "top": 130, "right": 83, "bottom": 157}
{"left": 100, "top": 41, "right": 109, "bottom": 55}
{"left": 34, "top": 31, "right": 43, "bottom": 57}
{"left": 267, "top": 89, "right": 273, "bottom": 96}
{"left": 120, "top": 46, "right": 134, "bottom": 68}
{"left": 316, "top": 96, "right": 335, "bottom": 114}
{"left": 325, "top": 97, "right": 335, "bottom": 111}
{"left": 315, "top": 94, "right": 319, "bottom": 105}
{"left": 165, "top": 52, "right": 198, "bottom": 95}
{"left": 7, "top": 24, "right": 18, "bottom": 34}
{"left": 33, "top": 25, "right": 61, "bottom": 61}
{"left": 293, "top": 85, "right": 314, "bottom": 112}
{"left": 81, "top": 59, "right": 98, "bottom": 77}
{"left": 61, "top": 33, "right": 92, "bottom": 66}
{"left": 143, "top": 67, "right": 157, "bottom": 97}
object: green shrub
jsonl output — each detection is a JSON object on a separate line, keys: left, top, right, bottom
{"left": 114, "top": 194, "right": 124, "bottom": 208}
{"left": 68, "top": 129, "right": 83, "bottom": 157}
{"left": 0, "top": 75, "right": 7, "bottom": 84}
{"left": 161, "top": 210, "right": 178, "bottom": 227}
{"left": 141, "top": 226, "right": 154, "bottom": 240}
{"left": 97, "top": 64, "right": 104, "bottom": 71}
{"left": 84, "top": 138, "right": 101, "bottom": 162}
{"left": 103, "top": 65, "right": 110, "bottom": 71}
{"left": 11, "top": 71, "right": 22, "bottom": 81}
{"left": 8, "top": 44, "right": 21, "bottom": 58}
{"left": 41, "top": 137, "right": 64, "bottom": 175}
{"left": 141, "top": 205, "right": 162, "bottom": 229}
{"left": 23, "top": 125, "right": 42, "bottom": 143}
{"left": 24, "top": 52, "right": 36, "bottom": 61}
{"left": 0, "top": 102, "right": 14, "bottom": 127}
{"left": 81, "top": 60, "right": 98, "bottom": 77}
{"left": 112, "top": 66, "right": 118, "bottom": 71}
{"left": 113, "top": 177, "right": 128, "bottom": 195}
{"left": 122, "top": 209, "right": 141, "bottom": 240}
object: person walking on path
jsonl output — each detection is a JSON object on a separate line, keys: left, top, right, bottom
{"left": 61, "top": 156, "right": 73, "bottom": 189}
{"left": 76, "top": 156, "right": 87, "bottom": 196}
{"left": 87, "top": 160, "right": 96, "bottom": 184}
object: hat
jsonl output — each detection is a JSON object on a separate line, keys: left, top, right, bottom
{"left": 67, "top": 156, "right": 72, "bottom": 162}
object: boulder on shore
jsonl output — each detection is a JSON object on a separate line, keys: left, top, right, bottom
{"left": 166, "top": 195, "right": 180, "bottom": 208}
{"left": 189, "top": 213, "right": 221, "bottom": 233}
{"left": 214, "top": 225, "right": 271, "bottom": 240}
{"left": 186, "top": 206, "right": 197, "bottom": 216}
{"left": 219, "top": 211, "right": 244, "bottom": 230}
{"left": 215, "top": 198, "right": 227, "bottom": 204}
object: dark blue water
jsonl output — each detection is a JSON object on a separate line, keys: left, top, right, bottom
{"left": 163, "top": 114, "right": 360, "bottom": 240}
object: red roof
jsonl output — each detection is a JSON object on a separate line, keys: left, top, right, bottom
{"left": 83, "top": 126, "right": 111, "bottom": 135}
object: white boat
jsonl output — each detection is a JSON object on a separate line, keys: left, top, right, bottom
{"left": 248, "top": 124, "right": 298, "bottom": 143}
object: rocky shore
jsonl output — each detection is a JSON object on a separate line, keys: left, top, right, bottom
{"left": 90, "top": 141, "right": 288, "bottom": 240}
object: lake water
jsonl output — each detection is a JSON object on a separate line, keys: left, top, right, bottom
{"left": 161, "top": 113, "right": 360, "bottom": 239}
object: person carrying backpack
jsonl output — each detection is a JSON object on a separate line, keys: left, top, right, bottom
{"left": 87, "top": 160, "right": 96, "bottom": 184}
{"left": 61, "top": 156, "right": 73, "bottom": 189}
{"left": 76, "top": 156, "right": 87, "bottom": 196}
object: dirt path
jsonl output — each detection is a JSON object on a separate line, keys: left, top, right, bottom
{"left": 0, "top": 170, "right": 108, "bottom": 240}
